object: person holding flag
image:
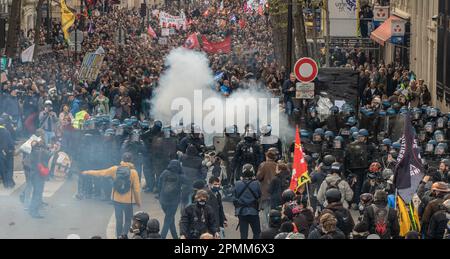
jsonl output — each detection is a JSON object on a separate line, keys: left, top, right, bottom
{"left": 290, "top": 126, "right": 311, "bottom": 194}
{"left": 393, "top": 112, "right": 424, "bottom": 237}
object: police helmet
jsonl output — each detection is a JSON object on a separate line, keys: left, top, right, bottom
{"left": 309, "top": 107, "right": 317, "bottom": 115}
{"left": 387, "top": 108, "right": 397, "bottom": 116}
{"left": 105, "top": 129, "right": 115, "bottom": 136}
{"left": 382, "top": 101, "right": 391, "bottom": 109}
{"left": 437, "top": 117, "right": 448, "bottom": 129}
{"left": 314, "top": 128, "right": 324, "bottom": 136}
{"left": 346, "top": 117, "right": 357, "bottom": 126}
{"left": 111, "top": 119, "right": 121, "bottom": 127}
{"left": 435, "top": 143, "right": 448, "bottom": 155}
{"left": 425, "top": 122, "right": 434, "bottom": 133}
{"left": 44, "top": 100, "right": 53, "bottom": 106}
{"left": 241, "top": 164, "right": 255, "bottom": 178}
{"left": 324, "top": 131, "right": 335, "bottom": 140}
{"left": 322, "top": 155, "right": 336, "bottom": 167}
{"left": 382, "top": 138, "right": 392, "bottom": 146}
{"left": 260, "top": 125, "right": 272, "bottom": 135}
{"left": 434, "top": 130, "right": 445, "bottom": 142}
{"left": 426, "top": 140, "right": 438, "bottom": 153}
{"left": 333, "top": 136, "right": 344, "bottom": 149}
{"left": 429, "top": 108, "right": 439, "bottom": 118}
{"left": 400, "top": 106, "right": 409, "bottom": 114}
{"left": 140, "top": 120, "right": 150, "bottom": 130}
{"left": 379, "top": 110, "right": 387, "bottom": 117}
{"left": 153, "top": 120, "right": 163, "bottom": 129}
{"left": 281, "top": 189, "right": 295, "bottom": 203}
{"left": 358, "top": 129, "right": 369, "bottom": 137}
{"left": 392, "top": 142, "right": 401, "bottom": 150}
{"left": 440, "top": 159, "right": 450, "bottom": 167}
{"left": 124, "top": 118, "right": 133, "bottom": 127}
{"left": 300, "top": 129, "right": 311, "bottom": 139}
{"left": 392, "top": 103, "right": 402, "bottom": 111}
{"left": 352, "top": 132, "right": 359, "bottom": 141}
{"left": 350, "top": 127, "right": 359, "bottom": 135}
{"left": 412, "top": 108, "right": 422, "bottom": 120}
{"left": 325, "top": 189, "right": 342, "bottom": 204}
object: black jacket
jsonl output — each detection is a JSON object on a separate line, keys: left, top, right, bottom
{"left": 427, "top": 209, "right": 448, "bottom": 239}
{"left": 179, "top": 203, "right": 218, "bottom": 239}
{"left": 206, "top": 189, "right": 227, "bottom": 228}
{"left": 360, "top": 203, "right": 400, "bottom": 239}
{"left": 268, "top": 171, "right": 291, "bottom": 209}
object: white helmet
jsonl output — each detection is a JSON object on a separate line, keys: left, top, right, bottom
{"left": 44, "top": 100, "right": 53, "bottom": 106}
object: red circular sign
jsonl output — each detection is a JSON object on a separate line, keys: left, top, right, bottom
{"left": 294, "top": 58, "right": 319, "bottom": 83}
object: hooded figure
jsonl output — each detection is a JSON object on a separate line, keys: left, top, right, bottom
{"left": 146, "top": 218, "right": 162, "bottom": 239}
{"left": 158, "top": 160, "right": 185, "bottom": 239}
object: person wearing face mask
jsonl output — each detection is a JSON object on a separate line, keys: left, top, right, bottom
{"left": 179, "top": 190, "right": 219, "bottom": 239}
{"left": 206, "top": 177, "right": 227, "bottom": 239}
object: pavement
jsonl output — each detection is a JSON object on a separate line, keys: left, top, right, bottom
{"left": 0, "top": 150, "right": 241, "bottom": 239}
{"left": 0, "top": 151, "right": 358, "bottom": 239}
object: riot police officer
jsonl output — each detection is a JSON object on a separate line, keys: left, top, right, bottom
{"left": 259, "top": 125, "right": 282, "bottom": 160}
{"left": 231, "top": 129, "right": 262, "bottom": 182}
{"left": 222, "top": 125, "right": 241, "bottom": 186}
{"left": 345, "top": 129, "right": 375, "bottom": 207}
{"left": 178, "top": 124, "right": 205, "bottom": 155}
{"left": 121, "top": 129, "right": 147, "bottom": 182}
{"left": 0, "top": 118, "right": 15, "bottom": 188}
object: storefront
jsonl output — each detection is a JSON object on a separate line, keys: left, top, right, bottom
{"left": 370, "top": 11, "right": 410, "bottom": 68}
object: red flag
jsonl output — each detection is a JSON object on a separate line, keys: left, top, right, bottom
{"left": 201, "top": 35, "right": 231, "bottom": 54}
{"left": 258, "top": 5, "right": 264, "bottom": 16}
{"left": 239, "top": 19, "right": 246, "bottom": 29}
{"left": 147, "top": 25, "right": 157, "bottom": 39}
{"left": 184, "top": 33, "right": 200, "bottom": 49}
{"left": 290, "top": 126, "right": 311, "bottom": 192}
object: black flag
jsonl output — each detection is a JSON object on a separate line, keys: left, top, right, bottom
{"left": 394, "top": 113, "right": 424, "bottom": 203}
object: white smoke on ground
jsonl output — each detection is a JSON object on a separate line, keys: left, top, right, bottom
{"left": 150, "top": 48, "right": 294, "bottom": 144}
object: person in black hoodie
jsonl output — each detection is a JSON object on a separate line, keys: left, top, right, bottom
{"left": 158, "top": 160, "right": 185, "bottom": 239}
{"left": 147, "top": 218, "right": 162, "bottom": 239}
{"left": 268, "top": 163, "right": 291, "bottom": 209}
{"left": 181, "top": 144, "right": 206, "bottom": 209}
{"left": 322, "top": 189, "right": 355, "bottom": 239}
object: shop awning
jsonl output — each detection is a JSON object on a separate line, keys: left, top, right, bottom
{"left": 370, "top": 16, "right": 403, "bottom": 46}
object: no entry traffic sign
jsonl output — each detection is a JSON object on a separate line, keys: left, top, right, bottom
{"left": 294, "top": 57, "right": 319, "bottom": 83}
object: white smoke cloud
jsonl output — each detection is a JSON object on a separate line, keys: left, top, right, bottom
{"left": 150, "top": 48, "right": 294, "bottom": 145}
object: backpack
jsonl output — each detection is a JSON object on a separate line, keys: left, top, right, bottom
{"left": 114, "top": 166, "right": 132, "bottom": 195}
{"left": 161, "top": 172, "right": 180, "bottom": 197}
{"left": 372, "top": 204, "right": 389, "bottom": 237}
{"left": 333, "top": 208, "right": 354, "bottom": 236}
{"left": 326, "top": 179, "right": 342, "bottom": 191}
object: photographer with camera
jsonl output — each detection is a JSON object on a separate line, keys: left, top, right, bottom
{"left": 39, "top": 100, "right": 58, "bottom": 145}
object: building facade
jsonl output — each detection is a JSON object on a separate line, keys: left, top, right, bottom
{"left": 380, "top": 0, "right": 449, "bottom": 111}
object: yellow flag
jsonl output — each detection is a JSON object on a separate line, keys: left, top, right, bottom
{"left": 397, "top": 196, "right": 411, "bottom": 237}
{"left": 61, "top": 0, "right": 75, "bottom": 41}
